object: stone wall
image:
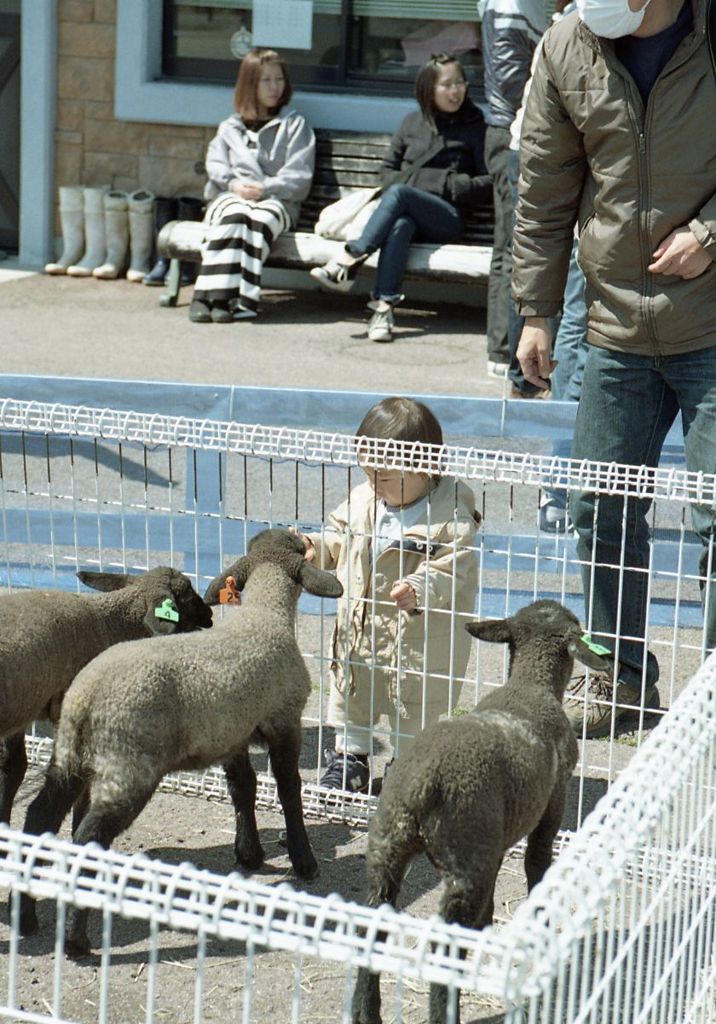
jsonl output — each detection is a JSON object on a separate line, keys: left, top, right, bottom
{"left": 55, "top": 0, "right": 212, "bottom": 203}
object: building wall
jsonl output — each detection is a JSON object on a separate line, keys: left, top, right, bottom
{"left": 55, "top": 0, "right": 210, "bottom": 203}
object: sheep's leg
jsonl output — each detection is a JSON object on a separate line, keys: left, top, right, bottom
{"left": 525, "top": 789, "right": 565, "bottom": 891}
{"left": 267, "top": 730, "right": 317, "bottom": 880}
{"left": 16, "top": 764, "right": 85, "bottom": 937}
{"left": 428, "top": 867, "right": 500, "bottom": 1024}
{"left": 224, "top": 751, "right": 264, "bottom": 873}
{"left": 63, "top": 789, "right": 156, "bottom": 957}
{"left": 0, "top": 731, "right": 27, "bottom": 824}
{"left": 352, "top": 840, "right": 414, "bottom": 1024}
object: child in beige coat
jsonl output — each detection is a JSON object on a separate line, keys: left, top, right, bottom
{"left": 294, "top": 396, "right": 480, "bottom": 793}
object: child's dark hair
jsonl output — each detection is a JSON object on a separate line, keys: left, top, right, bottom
{"left": 356, "top": 397, "right": 443, "bottom": 479}
{"left": 415, "top": 52, "right": 466, "bottom": 130}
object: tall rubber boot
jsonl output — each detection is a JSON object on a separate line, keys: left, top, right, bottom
{"left": 126, "top": 189, "right": 155, "bottom": 282}
{"left": 143, "top": 196, "right": 179, "bottom": 286}
{"left": 45, "top": 186, "right": 85, "bottom": 275}
{"left": 93, "top": 191, "right": 129, "bottom": 279}
{"left": 177, "top": 196, "right": 205, "bottom": 285}
{"left": 67, "top": 186, "right": 110, "bottom": 277}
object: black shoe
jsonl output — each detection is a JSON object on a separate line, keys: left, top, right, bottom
{"left": 180, "top": 261, "right": 198, "bottom": 285}
{"left": 539, "top": 498, "right": 572, "bottom": 534}
{"left": 189, "top": 298, "right": 211, "bottom": 323}
{"left": 210, "top": 300, "right": 233, "bottom": 323}
{"left": 144, "top": 257, "right": 169, "bottom": 286}
{"left": 319, "top": 750, "right": 370, "bottom": 793}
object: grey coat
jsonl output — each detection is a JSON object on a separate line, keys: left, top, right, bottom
{"left": 204, "top": 108, "right": 315, "bottom": 226}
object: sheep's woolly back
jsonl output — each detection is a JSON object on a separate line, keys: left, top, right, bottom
{"left": 0, "top": 568, "right": 210, "bottom": 738}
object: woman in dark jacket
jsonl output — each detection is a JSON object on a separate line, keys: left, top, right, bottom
{"left": 310, "top": 52, "right": 491, "bottom": 342}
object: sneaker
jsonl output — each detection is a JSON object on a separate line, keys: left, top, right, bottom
{"left": 367, "top": 306, "right": 394, "bottom": 343}
{"left": 233, "top": 306, "right": 258, "bottom": 321}
{"left": 539, "top": 497, "right": 572, "bottom": 534}
{"left": 189, "top": 298, "right": 211, "bottom": 323}
{"left": 319, "top": 750, "right": 370, "bottom": 792}
{"left": 309, "top": 256, "right": 363, "bottom": 294}
{"left": 564, "top": 671, "right": 660, "bottom": 739}
{"left": 487, "top": 360, "right": 509, "bottom": 379}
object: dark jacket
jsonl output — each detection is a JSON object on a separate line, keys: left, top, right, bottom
{"left": 513, "top": 1, "right": 716, "bottom": 355}
{"left": 380, "top": 99, "right": 492, "bottom": 211}
{"left": 480, "top": 0, "right": 547, "bottom": 128}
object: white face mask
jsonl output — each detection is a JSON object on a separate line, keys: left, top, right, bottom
{"left": 576, "top": 0, "right": 651, "bottom": 37}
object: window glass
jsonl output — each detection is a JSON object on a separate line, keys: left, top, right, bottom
{"left": 163, "top": 1, "right": 484, "bottom": 96}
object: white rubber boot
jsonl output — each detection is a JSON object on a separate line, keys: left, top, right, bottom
{"left": 126, "top": 190, "right": 155, "bottom": 282}
{"left": 93, "top": 191, "right": 129, "bottom": 279}
{"left": 67, "top": 186, "right": 110, "bottom": 277}
{"left": 44, "top": 186, "right": 85, "bottom": 275}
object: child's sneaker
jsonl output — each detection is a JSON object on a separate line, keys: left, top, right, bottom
{"left": 319, "top": 750, "right": 370, "bottom": 792}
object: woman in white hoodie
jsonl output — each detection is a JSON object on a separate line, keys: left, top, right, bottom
{"left": 190, "top": 49, "right": 316, "bottom": 324}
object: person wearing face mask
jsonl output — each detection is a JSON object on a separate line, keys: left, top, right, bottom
{"left": 512, "top": 0, "right": 716, "bottom": 738}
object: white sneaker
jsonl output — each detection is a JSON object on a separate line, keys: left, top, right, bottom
{"left": 309, "top": 257, "right": 361, "bottom": 293}
{"left": 368, "top": 306, "right": 394, "bottom": 343}
{"left": 487, "top": 360, "right": 509, "bottom": 379}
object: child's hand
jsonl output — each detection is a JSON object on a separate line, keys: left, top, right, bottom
{"left": 289, "top": 526, "right": 316, "bottom": 562}
{"left": 391, "top": 581, "right": 418, "bottom": 613}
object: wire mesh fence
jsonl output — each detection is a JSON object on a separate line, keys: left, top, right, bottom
{"left": 0, "top": 395, "right": 714, "bottom": 1022}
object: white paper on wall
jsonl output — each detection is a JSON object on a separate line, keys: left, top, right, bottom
{"left": 252, "top": 0, "right": 313, "bottom": 51}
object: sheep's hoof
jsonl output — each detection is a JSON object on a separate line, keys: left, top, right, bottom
{"left": 293, "top": 854, "right": 319, "bottom": 881}
{"left": 235, "top": 847, "right": 264, "bottom": 874}
{"left": 17, "top": 895, "right": 39, "bottom": 936}
{"left": 64, "top": 930, "right": 92, "bottom": 959}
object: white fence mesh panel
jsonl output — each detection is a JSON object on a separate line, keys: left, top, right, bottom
{"left": 0, "top": 397, "right": 714, "bottom": 1022}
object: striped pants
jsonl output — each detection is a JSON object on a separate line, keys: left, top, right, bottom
{"left": 193, "top": 193, "right": 291, "bottom": 314}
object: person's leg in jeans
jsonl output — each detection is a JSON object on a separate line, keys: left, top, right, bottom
{"left": 484, "top": 125, "right": 513, "bottom": 368}
{"left": 540, "top": 241, "right": 588, "bottom": 529}
{"left": 568, "top": 347, "right": 673, "bottom": 736}
{"left": 346, "top": 184, "right": 463, "bottom": 300}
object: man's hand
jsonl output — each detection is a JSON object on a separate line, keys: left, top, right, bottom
{"left": 648, "top": 227, "right": 713, "bottom": 279}
{"left": 230, "top": 180, "right": 264, "bottom": 201}
{"left": 391, "top": 581, "right": 418, "bottom": 613}
{"left": 516, "top": 318, "right": 556, "bottom": 390}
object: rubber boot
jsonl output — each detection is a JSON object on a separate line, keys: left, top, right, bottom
{"left": 66, "top": 186, "right": 110, "bottom": 277}
{"left": 143, "top": 196, "right": 178, "bottom": 286}
{"left": 93, "top": 191, "right": 129, "bottom": 279}
{"left": 126, "top": 189, "right": 155, "bottom": 282}
{"left": 45, "top": 186, "right": 85, "bottom": 275}
{"left": 177, "top": 196, "right": 204, "bottom": 285}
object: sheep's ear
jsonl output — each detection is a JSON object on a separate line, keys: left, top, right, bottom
{"left": 569, "top": 634, "right": 614, "bottom": 671}
{"left": 144, "top": 596, "right": 182, "bottom": 636}
{"left": 298, "top": 561, "right": 343, "bottom": 599}
{"left": 203, "top": 560, "right": 250, "bottom": 605}
{"left": 77, "top": 570, "right": 134, "bottom": 592}
{"left": 464, "top": 618, "right": 512, "bottom": 644}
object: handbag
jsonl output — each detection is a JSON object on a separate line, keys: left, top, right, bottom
{"left": 314, "top": 186, "right": 382, "bottom": 241}
{"left": 314, "top": 136, "right": 446, "bottom": 242}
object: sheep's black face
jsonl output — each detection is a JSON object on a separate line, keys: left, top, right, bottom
{"left": 155, "top": 569, "right": 213, "bottom": 631}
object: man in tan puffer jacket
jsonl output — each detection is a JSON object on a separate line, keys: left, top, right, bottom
{"left": 512, "top": 0, "right": 716, "bottom": 738}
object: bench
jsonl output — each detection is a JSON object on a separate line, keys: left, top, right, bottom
{"left": 156, "top": 128, "right": 494, "bottom": 307}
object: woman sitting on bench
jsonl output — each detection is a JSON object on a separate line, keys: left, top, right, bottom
{"left": 310, "top": 52, "right": 491, "bottom": 343}
{"left": 190, "top": 48, "right": 315, "bottom": 324}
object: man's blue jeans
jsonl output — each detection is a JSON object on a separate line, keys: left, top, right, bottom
{"left": 570, "top": 344, "right": 716, "bottom": 688}
{"left": 347, "top": 184, "right": 463, "bottom": 304}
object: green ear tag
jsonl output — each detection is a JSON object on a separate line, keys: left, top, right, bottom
{"left": 155, "top": 598, "right": 180, "bottom": 623}
{"left": 580, "top": 633, "right": 612, "bottom": 657}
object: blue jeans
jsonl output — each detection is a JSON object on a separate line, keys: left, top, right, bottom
{"left": 570, "top": 345, "right": 716, "bottom": 688}
{"left": 544, "top": 239, "right": 588, "bottom": 510}
{"left": 347, "top": 184, "right": 463, "bottom": 304}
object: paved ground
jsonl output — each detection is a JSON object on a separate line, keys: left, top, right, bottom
{"left": 0, "top": 262, "right": 504, "bottom": 399}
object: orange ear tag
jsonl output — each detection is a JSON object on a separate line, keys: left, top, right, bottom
{"left": 219, "top": 575, "right": 241, "bottom": 605}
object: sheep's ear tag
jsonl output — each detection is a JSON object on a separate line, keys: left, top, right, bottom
{"left": 155, "top": 598, "right": 180, "bottom": 623}
{"left": 580, "top": 634, "right": 612, "bottom": 657}
{"left": 219, "top": 576, "right": 241, "bottom": 605}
